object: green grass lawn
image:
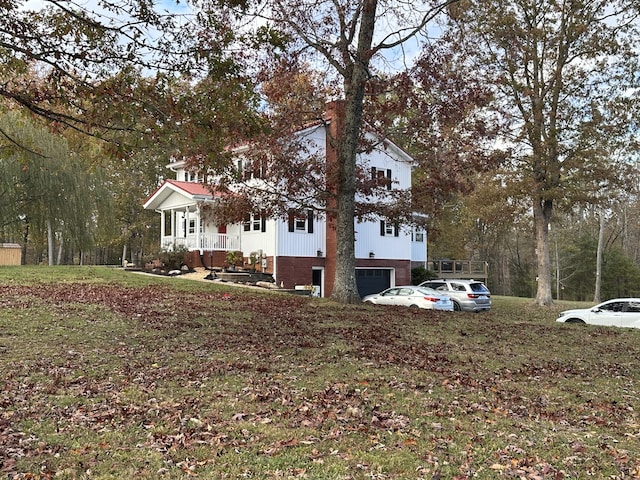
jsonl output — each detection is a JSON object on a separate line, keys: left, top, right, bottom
{"left": 1, "top": 266, "right": 639, "bottom": 479}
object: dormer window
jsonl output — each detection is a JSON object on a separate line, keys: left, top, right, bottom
{"left": 237, "top": 159, "right": 266, "bottom": 181}
{"left": 184, "top": 171, "right": 206, "bottom": 183}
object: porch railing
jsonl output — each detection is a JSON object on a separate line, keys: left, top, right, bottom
{"left": 427, "top": 260, "right": 488, "bottom": 280}
{"left": 161, "top": 233, "right": 241, "bottom": 252}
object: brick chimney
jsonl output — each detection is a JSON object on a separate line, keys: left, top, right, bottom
{"left": 323, "top": 100, "right": 345, "bottom": 297}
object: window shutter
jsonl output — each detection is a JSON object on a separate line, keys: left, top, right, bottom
{"left": 386, "top": 169, "right": 392, "bottom": 190}
{"left": 380, "top": 220, "right": 385, "bottom": 236}
{"left": 371, "top": 166, "right": 377, "bottom": 180}
{"left": 394, "top": 222, "right": 399, "bottom": 237}
{"left": 288, "top": 212, "right": 295, "bottom": 232}
{"left": 307, "top": 210, "right": 314, "bottom": 233}
{"left": 261, "top": 212, "right": 266, "bottom": 232}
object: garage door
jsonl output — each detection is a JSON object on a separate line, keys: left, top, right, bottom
{"left": 356, "top": 269, "right": 391, "bottom": 298}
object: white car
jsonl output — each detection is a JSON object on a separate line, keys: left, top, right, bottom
{"left": 419, "top": 279, "right": 491, "bottom": 312}
{"left": 363, "top": 286, "right": 454, "bottom": 311}
{"left": 556, "top": 298, "right": 640, "bottom": 329}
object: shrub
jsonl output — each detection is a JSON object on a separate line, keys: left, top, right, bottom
{"left": 157, "top": 245, "right": 189, "bottom": 271}
{"left": 411, "top": 266, "right": 437, "bottom": 285}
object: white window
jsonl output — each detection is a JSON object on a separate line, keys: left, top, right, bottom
{"left": 295, "top": 216, "right": 306, "bottom": 231}
{"left": 385, "top": 223, "right": 394, "bottom": 236}
{"left": 244, "top": 213, "right": 265, "bottom": 232}
{"left": 380, "top": 220, "right": 398, "bottom": 237}
{"left": 288, "top": 210, "right": 314, "bottom": 234}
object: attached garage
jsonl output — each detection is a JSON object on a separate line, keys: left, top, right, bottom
{"left": 356, "top": 268, "right": 392, "bottom": 298}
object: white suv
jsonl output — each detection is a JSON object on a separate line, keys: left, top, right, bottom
{"left": 418, "top": 279, "right": 491, "bottom": 312}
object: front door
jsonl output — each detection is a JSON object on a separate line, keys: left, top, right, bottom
{"left": 312, "top": 268, "right": 323, "bottom": 297}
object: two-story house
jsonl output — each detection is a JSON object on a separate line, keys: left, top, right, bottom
{"left": 143, "top": 101, "right": 427, "bottom": 297}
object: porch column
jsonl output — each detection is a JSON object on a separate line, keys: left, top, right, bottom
{"left": 184, "top": 206, "right": 189, "bottom": 238}
{"left": 170, "top": 209, "right": 176, "bottom": 246}
{"left": 160, "top": 210, "right": 166, "bottom": 241}
{"left": 195, "top": 205, "right": 202, "bottom": 251}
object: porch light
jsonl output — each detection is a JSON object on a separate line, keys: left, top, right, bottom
{"left": 369, "top": 251, "right": 375, "bottom": 259}
{"left": 317, "top": 249, "right": 323, "bottom": 257}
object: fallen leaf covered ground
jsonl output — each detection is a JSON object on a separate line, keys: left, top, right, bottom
{"left": 1, "top": 266, "right": 639, "bottom": 479}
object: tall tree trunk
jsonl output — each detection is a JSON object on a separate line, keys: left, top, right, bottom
{"left": 56, "top": 236, "right": 64, "bottom": 265}
{"left": 533, "top": 198, "right": 553, "bottom": 305}
{"left": 594, "top": 209, "right": 605, "bottom": 304}
{"left": 331, "top": 98, "right": 363, "bottom": 303}
{"left": 21, "top": 219, "right": 29, "bottom": 265}
{"left": 330, "top": 0, "right": 378, "bottom": 304}
{"left": 47, "top": 218, "right": 54, "bottom": 266}
{"left": 554, "top": 232, "right": 560, "bottom": 300}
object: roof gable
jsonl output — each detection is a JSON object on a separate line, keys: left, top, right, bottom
{"left": 143, "top": 179, "right": 214, "bottom": 210}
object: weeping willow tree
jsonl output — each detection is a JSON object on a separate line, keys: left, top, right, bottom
{"left": 0, "top": 109, "right": 104, "bottom": 264}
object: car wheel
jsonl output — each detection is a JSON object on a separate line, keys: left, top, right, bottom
{"left": 565, "top": 318, "right": 586, "bottom": 324}
{"left": 409, "top": 304, "right": 420, "bottom": 309}
{"left": 453, "top": 302, "right": 462, "bottom": 312}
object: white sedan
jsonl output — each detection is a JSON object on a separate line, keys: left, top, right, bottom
{"left": 556, "top": 298, "right": 640, "bottom": 329}
{"left": 363, "top": 286, "right": 454, "bottom": 311}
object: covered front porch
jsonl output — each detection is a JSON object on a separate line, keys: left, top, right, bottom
{"left": 156, "top": 199, "right": 241, "bottom": 253}
{"left": 145, "top": 179, "right": 243, "bottom": 253}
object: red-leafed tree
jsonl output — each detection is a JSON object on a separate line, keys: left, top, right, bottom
{"left": 368, "top": 38, "right": 504, "bottom": 223}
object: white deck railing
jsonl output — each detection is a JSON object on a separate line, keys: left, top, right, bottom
{"left": 161, "top": 234, "right": 241, "bottom": 252}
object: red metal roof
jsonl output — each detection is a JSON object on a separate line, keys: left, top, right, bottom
{"left": 164, "top": 179, "right": 214, "bottom": 197}
{"left": 143, "top": 179, "right": 217, "bottom": 210}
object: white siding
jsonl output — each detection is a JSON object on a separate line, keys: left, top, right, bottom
{"left": 359, "top": 149, "right": 412, "bottom": 191}
{"left": 301, "top": 125, "right": 326, "bottom": 156}
{"left": 355, "top": 220, "right": 412, "bottom": 260}
{"left": 160, "top": 191, "right": 197, "bottom": 210}
{"left": 276, "top": 218, "right": 326, "bottom": 257}
{"left": 239, "top": 221, "right": 277, "bottom": 258}
{"left": 411, "top": 239, "right": 427, "bottom": 263}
